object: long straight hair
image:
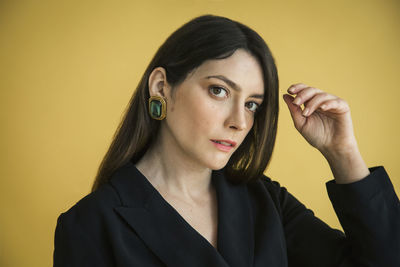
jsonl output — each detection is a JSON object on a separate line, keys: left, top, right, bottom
{"left": 91, "top": 14, "right": 279, "bottom": 192}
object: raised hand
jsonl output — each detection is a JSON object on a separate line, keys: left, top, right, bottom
{"left": 282, "top": 83, "right": 356, "bottom": 155}
{"left": 282, "top": 83, "right": 370, "bottom": 183}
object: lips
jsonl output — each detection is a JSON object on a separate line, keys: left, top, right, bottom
{"left": 211, "top": 139, "right": 237, "bottom": 147}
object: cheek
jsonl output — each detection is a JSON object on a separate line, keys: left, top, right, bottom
{"left": 185, "top": 98, "right": 219, "bottom": 133}
{"left": 168, "top": 92, "right": 222, "bottom": 139}
{"left": 196, "top": 101, "right": 219, "bottom": 127}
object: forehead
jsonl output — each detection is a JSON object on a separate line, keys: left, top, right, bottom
{"left": 188, "top": 50, "right": 265, "bottom": 95}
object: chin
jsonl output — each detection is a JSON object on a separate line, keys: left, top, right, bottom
{"left": 205, "top": 157, "right": 230, "bottom": 171}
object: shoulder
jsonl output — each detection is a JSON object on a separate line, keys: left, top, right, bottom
{"left": 247, "top": 174, "right": 289, "bottom": 201}
{"left": 57, "top": 182, "right": 122, "bottom": 228}
{"left": 53, "top": 184, "right": 124, "bottom": 266}
{"left": 244, "top": 174, "right": 289, "bottom": 214}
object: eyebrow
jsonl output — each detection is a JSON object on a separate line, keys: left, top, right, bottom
{"left": 204, "top": 75, "right": 264, "bottom": 99}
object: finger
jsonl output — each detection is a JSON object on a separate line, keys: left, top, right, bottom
{"left": 287, "top": 83, "right": 309, "bottom": 94}
{"left": 301, "top": 93, "right": 337, "bottom": 117}
{"left": 283, "top": 94, "right": 306, "bottom": 130}
{"left": 318, "top": 98, "right": 350, "bottom": 114}
{"left": 291, "top": 87, "right": 324, "bottom": 106}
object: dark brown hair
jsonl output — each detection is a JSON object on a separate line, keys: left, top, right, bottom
{"left": 91, "top": 14, "right": 279, "bottom": 192}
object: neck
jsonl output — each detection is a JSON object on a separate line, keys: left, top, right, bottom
{"left": 135, "top": 129, "right": 213, "bottom": 202}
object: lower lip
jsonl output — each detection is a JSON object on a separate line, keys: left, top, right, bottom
{"left": 211, "top": 140, "right": 233, "bottom": 152}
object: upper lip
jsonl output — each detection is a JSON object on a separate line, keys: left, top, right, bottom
{"left": 211, "top": 139, "right": 237, "bottom": 147}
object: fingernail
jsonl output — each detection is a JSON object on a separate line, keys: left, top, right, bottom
{"left": 292, "top": 98, "right": 301, "bottom": 105}
{"left": 288, "top": 87, "right": 295, "bottom": 93}
{"left": 302, "top": 108, "right": 309, "bottom": 116}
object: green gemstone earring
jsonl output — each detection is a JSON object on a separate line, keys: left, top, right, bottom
{"left": 148, "top": 95, "right": 167, "bottom": 120}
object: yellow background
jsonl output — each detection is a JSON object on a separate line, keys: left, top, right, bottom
{"left": 1, "top": 0, "right": 399, "bottom": 266}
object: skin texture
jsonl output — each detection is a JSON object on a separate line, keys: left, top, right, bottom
{"left": 283, "top": 85, "right": 370, "bottom": 184}
{"left": 135, "top": 49, "right": 265, "bottom": 248}
{"left": 135, "top": 48, "right": 264, "bottom": 202}
{"left": 135, "top": 48, "right": 370, "bottom": 247}
{"left": 136, "top": 48, "right": 370, "bottom": 202}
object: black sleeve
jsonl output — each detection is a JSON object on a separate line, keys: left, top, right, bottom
{"left": 325, "top": 166, "right": 400, "bottom": 266}
{"left": 53, "top": 212, "right": 107, "bottom": 267}
{"left": 277, "top": 166, "right": 400, "bottom": 267}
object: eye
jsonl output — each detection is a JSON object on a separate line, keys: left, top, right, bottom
{"left": 246, "top": 102, "right": 259, "bottom": 113}
{"left": 209, "top": 86, "right": 228, "bottom": 98}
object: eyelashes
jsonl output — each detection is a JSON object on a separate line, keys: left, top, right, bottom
{"left": 209, "top": 86, "right": 228, "bottom": 98}
{"left": 208, "top": 85, "right": 260, "bottom": 113}
{"left": 246, "top": 102, "right": 259, "bottom": 112}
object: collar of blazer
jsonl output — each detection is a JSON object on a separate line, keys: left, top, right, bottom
{"left": 110, "top": 160, "right": 255, "bottom": 267}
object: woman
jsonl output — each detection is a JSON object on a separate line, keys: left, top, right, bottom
{"left": 53, "top": 14, "right": 400, "bottom": 266}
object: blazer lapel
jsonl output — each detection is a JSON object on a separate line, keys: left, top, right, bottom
{"left": 213, "top": 170, "right": 254, "bottom": 267}
{"left": 110, "top": 161, "right": 254, "bottom": 267}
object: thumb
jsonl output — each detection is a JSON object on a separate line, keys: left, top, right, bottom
{"left": 282, "top": 94, "right": 305, "bottom": 130}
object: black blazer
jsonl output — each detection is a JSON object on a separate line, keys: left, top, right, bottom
{"left": 53, "top": 161, "right": 400, "bottom": 266}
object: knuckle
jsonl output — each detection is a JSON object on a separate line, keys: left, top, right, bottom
{"left": 290, "top": 83, "right": 301, "bottom": 88}
{"left": 294, "top": 96, "right": 302, "bottom": 103}
{"left": 320, "top": 92, "right": 329, "bottom": 98}
{"left": 306, "top": 87, "right": 319, "bottom": 94}
{"left": 293, "top": 83, "right": 306, "bottom": 88}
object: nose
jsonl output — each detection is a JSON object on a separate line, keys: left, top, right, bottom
{"left": 225, "top": 102, "right": 248, "bottom": 131}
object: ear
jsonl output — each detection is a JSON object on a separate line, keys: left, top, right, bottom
{"left": 148, "top": 67, "right": 172, "bottom": 100}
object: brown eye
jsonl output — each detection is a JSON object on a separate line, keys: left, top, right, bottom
{"left": 209, "top": 86, "right": 228, "bottom": 98}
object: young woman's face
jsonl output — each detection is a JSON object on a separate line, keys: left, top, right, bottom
{"left": 163, "top": 49, "right": 265, "bottom": 170}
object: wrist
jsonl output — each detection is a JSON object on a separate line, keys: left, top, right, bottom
{"left": 319, "top": 134, "right": 359, "bottom": 159}
{"left": 322, "top": 146, "right": 370, "bottom": 184}
{"left": 321, "top": 144, "right": 360, "bottom": 161}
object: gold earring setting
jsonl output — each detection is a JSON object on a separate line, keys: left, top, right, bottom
{"left": 148, "top": 95, "right": 167, "bottom": 120}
